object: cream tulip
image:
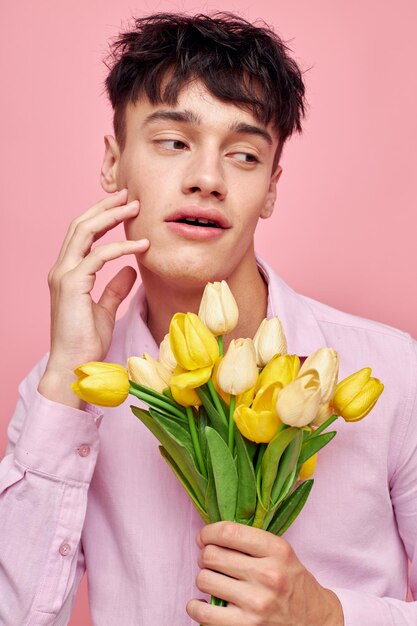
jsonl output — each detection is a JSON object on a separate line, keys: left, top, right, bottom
{"left": 312, "top": 401, "right": 335, "bottom": 427}
{"left": 299, "top": 348, "right": 339, "bottom": 403}
{"left": 127, "top": 354, "right": 171, "bottom": 393}
{"left": 198, "top": 280, "right": 239, "bottom": 335}
{"left": 275, "top": 370, "right": 321, "bottom": 427}
{"left": 216, "top": 338, "right": 258, "bottom": 395}
{"left": 253, "top": 317, "right": 287, "bottom": 367}
{"left": 158, "top": 333, "right": 177, "bottom": 372}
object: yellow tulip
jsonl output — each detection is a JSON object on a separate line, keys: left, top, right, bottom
{"left": 332, "top": 367, "right": 384, "bottom": 422}
{"left": 72, "top": 362, "right": 130, "bottom": 407}
{"left": 158, "top": 334, "right": 177, "bottom": 372}
{"left": 234, "top": 404, "right": 281, "bottom": 443}
{"left": 275, "top": 370, "right": 321, "bottom": 427}
{"left": 299, "top": 453, "right": 317, "bottom": 480}
{"left": 252, "top": 382, "right": 282, "bottom": 413}
{"left": 169, "top": 312, "right": 219, "bottom": 370}
{"left": 170, "top": 365, "right": 213, "bottom": 406}
{"left": 216, "top": 338, "right": 258, "bottom": 395}
{"left": 299, "top": 348, "right": 339, "bottom": 403}
{"left": 198, "top": 280, "right": 239, "bottom": 335}
{"left": 253, "top": 317, "right": 287, "bottom": 367}
{"left": 257, "top": 354, "right": 300, "bottom": 391}
{"left": 127, "top": 354, "right": 171, "bottom": 393}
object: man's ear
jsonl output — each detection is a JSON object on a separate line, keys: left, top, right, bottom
{"left": 260, "top": 165, "right": 282, "bottom": 219}
{"left": 100, "top": 135, "right": 121, "bottom": 193}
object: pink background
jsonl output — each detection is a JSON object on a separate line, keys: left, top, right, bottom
{"left": 1, "top": 1, "right": 416, "bottom": 623}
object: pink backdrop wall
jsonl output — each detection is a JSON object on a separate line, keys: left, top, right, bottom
{"left": 1, "top": 1, "right": 416, "bottom": 623}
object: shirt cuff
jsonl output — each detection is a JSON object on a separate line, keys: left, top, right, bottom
{"left": 15, "top": 390, "right": 103, "bottom": 484}
{"left": 331, "top": 587, "right": 392, "bottom": 626}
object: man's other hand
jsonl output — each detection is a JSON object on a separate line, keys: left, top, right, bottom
{"left": 187, "top": 521, "right": 344, "bottom": 626}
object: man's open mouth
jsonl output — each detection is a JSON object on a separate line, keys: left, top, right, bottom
{"left": 165, "top": 207, "right": 231, "bottom": 230}
{"left": 175, "top": 217, "right": 222, "bottom": 228}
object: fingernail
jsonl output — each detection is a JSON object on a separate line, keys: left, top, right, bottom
{"left": 127, "top": 200, "right": 139, "bottom": 208}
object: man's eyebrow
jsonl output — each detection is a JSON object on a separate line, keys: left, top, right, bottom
{"left": 142, "top": 109, "right": 201, "bottom": 127}
{"left": 142, "top": 109, "right": 273, "bottom": 145}
{"left": 229, "top": 122, "right": 273, "bottom": 145}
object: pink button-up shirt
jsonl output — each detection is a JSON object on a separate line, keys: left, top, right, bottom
{"left": 1, "top": 257, "right": 416, "bottom": 625}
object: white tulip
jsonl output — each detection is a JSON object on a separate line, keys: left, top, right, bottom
{"left": 253, "top": 317, "right": 287, "bottom": 366}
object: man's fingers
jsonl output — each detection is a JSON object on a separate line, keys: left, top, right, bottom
{"left": 75, "top": 239, "right": 150, "bottom": 282}
{"left": 186, "top": 597, "right": 241, "bottom": 626}
{"left": 58, "top": 199, "right": 140, "bottom": 270}
{"left": 97, "top": 265, "right": 138, "bottom": 321}
{"left": 198, "top": 544, "right": 254, "bottom": 582}
{"left": 195, "top": 569, "right": 249, "bottom": 607}
{"left": 56, "top": 189, "right": 128, "bottom": 264}
{"left": 199, "top": 521, "right": 287, "bottom": 558}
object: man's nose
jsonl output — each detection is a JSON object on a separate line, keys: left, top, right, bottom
{"left": 181, "top": 151, "right": 227, "bottom": 200}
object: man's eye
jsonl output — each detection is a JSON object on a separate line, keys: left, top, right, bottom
{"left": 157, "top": 139, "right": 187, "bottom": 151}
{"left": 233, "top": 152, "right": 259, "bottom": 163}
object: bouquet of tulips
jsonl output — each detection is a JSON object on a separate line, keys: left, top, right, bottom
{"left": 72, "top": 281, "right": 384, "bottom": 607}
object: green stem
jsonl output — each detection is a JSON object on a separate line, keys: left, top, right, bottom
{"left": 186, "top": 406, "right": 207, "bottom": 479}
{"left": 206, "top": 379, "right": 228, "bottom": 425}
{"left": 228, "top": 395, "right": 236, "bottom": 452}
{"left": 129, "top": 387, "right": 186, "bottom": 421}
{"left": 217, "top": 335, "right": 224, "bottom": 356}
{"left": 255, "top": 442, "right": 267, "bottom": 476}
{"left": 309, "top": 415, "right": 338, "bottom": 438}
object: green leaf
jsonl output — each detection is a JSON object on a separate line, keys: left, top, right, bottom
{"left": 261, "top": 428, "right": 299, "bottom": 510}
{"left": 131, "top": 406, "right": 206, "bottom": 506}
{"left": 198, "top": 406, "right": 208, "bottom": 464}
{"left": 129, "top": 382, "right": 187, "bottom": 422}
{"left": 234, "top": 429, "right": 257, "bottom": 523}
{"left": 267, "top": 479, "right": 314, "bottom": 536}
{"left": 298, "top": 431, "right": 336, "bottom": 467}
{"left": 205, "top": 451, "right": 221, "bottom": 522}
{"left": 205, "top": 427, "right": 238, "bottom": 521}
{"left": 130, "top": 380, "right": 186, "bottom": 411}
{"left": 159, "top": 446, "right": 209, "bottom": 524}
{"left": 149, "top": 408, "right": 196, "bottom": 463}
{"left": 271, "top": 431, "right": 303, "bottom": 504}
{"left": 196, "top": 387, "right": 228, "bottom": 441}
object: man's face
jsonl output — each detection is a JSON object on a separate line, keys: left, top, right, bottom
{"left": 102, "top": 80, "right": 281, "bottom": 287}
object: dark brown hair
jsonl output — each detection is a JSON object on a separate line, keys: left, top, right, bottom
{"left": 105, "top": 12, "right": 306, "bottom": 155}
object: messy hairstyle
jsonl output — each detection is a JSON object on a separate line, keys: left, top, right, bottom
{"left": 105, "top": 12, "right": 306, "bottom": 156}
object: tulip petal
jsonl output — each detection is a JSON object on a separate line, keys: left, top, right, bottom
{"left": 234, "top": 405, "right": 281, "bottom": 443}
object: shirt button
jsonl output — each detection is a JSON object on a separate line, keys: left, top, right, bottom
{"left": 59, "top": 542, "right": 71, "bottom": 556}
{"left": 78, "top": 444, "right": 90, "bottom": 457}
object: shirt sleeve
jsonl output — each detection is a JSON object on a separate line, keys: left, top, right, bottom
{"left": 331, "top": 337, "right": 417, "bottom": 625}
{"left": 0, "top": 356, "right": 103, "bottom": 625}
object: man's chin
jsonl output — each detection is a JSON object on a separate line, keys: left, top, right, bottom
{"left": 138, "top": 247, "right": 232, "bottom": 286}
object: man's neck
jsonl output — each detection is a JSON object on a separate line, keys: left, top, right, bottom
{"left": 139, "top": 252, "right": 269, "bottom": 348}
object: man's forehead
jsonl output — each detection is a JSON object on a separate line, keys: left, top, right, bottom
{"left": 125, "top": 84, "right": 278, "bottom": 145}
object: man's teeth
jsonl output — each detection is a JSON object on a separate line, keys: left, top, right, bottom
{"left": 183, "top": 217, "right": 219, "bottom": 227}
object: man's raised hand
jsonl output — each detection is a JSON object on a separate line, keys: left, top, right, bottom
{"left": 38, "top": 189, "right": 149, "bottom": 408}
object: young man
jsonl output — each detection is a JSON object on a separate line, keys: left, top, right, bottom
{"left": 1, "top": 13, "right": 416, "bottom": 626}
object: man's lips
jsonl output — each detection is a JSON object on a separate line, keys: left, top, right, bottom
{"left": 164, "top": 205, "right": 231, "bottom": 229}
